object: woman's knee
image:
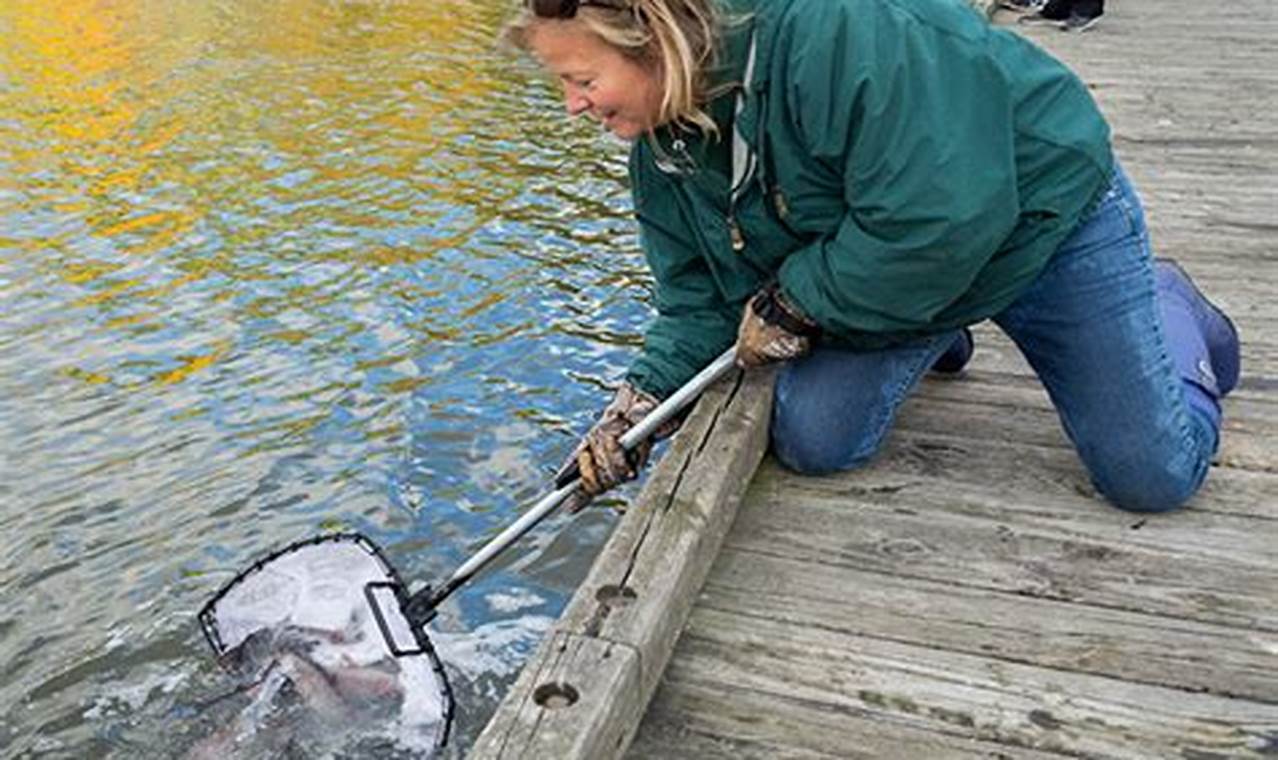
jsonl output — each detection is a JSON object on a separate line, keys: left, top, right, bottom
{"left": 770, "top": 399, "right": 882, "bottom": 475}
{"left": 768, "top": 345, "right": 934, "bottom": 476}
{"left": 1087, "top": 449, "right": 1209, "bottom": 513}
{"left": 771, "top": 427, "right": 878, "bottom": 475}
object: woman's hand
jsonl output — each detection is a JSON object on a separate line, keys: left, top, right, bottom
{"left": 735, "top": 285, "right": 820, "bottom": 368}
{"left": 557, "top": 382, "right": 678, "bottom": 512}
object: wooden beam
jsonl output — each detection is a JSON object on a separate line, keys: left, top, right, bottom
{"left": 468, "top": 365, "right": 776, "bottom": 759}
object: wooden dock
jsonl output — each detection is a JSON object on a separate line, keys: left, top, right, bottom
{"left": 471, "top": 1, "right": 1278, "bottom": 757}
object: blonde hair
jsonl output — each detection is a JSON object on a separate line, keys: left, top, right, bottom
{"left": 504, "top": 0, "right": 726, "bottom": 135}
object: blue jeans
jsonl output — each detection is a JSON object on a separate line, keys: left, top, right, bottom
{"left": 772, "top": 164, "right": 1218, "bottom": 513}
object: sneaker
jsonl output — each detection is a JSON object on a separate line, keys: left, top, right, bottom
{"left": 1061, "top": 11, "right": 1102, "bottom": 31}
{"left": 1032, "top": 0, "right": 1071, "bottom": 19}
{"left": 1017, "top": 0, "right": 1078, "bottom": 24}
{"left": 999, "top": 0, "right": 1044, "bottom": 12}
{"left": 1018, "top": 12, "right": 1066, "bottom": 27}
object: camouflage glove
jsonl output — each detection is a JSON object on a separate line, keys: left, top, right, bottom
{"left": 556, "top": 382, "right": 680, "bottom": 512}
{"left": 735, "top": 284, "right": 820, "bottom": 368}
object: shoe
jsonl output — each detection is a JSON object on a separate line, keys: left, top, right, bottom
{"left": 931, "top": 327, "right": 974, "bottom": 375}
{"left": 1155, "top": 259, "right": 1240, "bottom": 397}
{"left": 1061, "top": 11, "right": 1102, "bottom": 31}
{"left": 999, "top": 0, "right": 1044, "bottom": 12}
{"left": 1018, "top": 12, "right": 1066, "bottom": 27}
{"left": 1024, "top": 0, "right": 1070, "bottom": 20}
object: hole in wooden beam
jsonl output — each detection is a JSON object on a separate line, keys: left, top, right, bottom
{"left": 595, "top": 584, "right": 638, "bottom": 608}
{"left": 533, "top": 682, "right": 579, "bottom": 709}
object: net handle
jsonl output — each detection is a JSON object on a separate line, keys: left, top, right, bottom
{"left": 407, "top": 347, "right": 738, "bottom": 623}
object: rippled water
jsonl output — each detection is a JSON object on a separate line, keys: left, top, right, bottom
{"left": 0, "top": 1, "right": 652, "bottom": 755}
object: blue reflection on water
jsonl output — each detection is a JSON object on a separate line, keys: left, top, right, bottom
{"left": 0, "top": 0, "right": 659, "bottom": 755}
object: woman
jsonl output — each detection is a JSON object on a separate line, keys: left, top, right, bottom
{"left": 509, "top": 0, "right": 1239, "bottom": 513}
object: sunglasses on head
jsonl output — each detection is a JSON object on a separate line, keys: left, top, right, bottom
{"left": 529, "top": 0, "right": 631, "bottom": 19}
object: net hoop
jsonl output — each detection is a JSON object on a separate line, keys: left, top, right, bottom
{"left": 197, "top": 531, "right": 455, "bottom": 749}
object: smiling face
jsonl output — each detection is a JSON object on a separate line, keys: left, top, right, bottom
{"left": 527, "top": 20, "right": 665, "bottom": 140}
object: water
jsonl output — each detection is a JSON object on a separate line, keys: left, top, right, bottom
{"left": 0, "top": 1, "right": 653, "bottom": 755}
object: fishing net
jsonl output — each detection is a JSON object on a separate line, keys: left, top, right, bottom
{"left": 198, "top": 533, "right": 453, "bottom": 756}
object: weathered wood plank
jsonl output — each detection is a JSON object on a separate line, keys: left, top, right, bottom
{"left": 1150, "top": 259, "right": 1278, "bottom": 303}
{"left": 961, "top": 326, "right": 1278, "bottom": 385}
{"left": 854, "top": 425, "right": 1278, "bottom": 524}
{"left": 630, "top": 678, "right": 1067, "bottom": 760}
{"left": 906, "top": 373, "right": 1278, "bottom": 476}
{"left": 468, "top": 366, "right": 776, "bottom": 759}
{"left": 963, "top": 324, "right": 1278, "bottom": 406}
{"left": 732, "top": 458, "right": 1278, "bottom": 631}
{"left": 700, "top": 548, "right": 1278, "bottom": 703}
{"left": 643, "top": 607, "right": 1278, "bottom": 759}
{"left": 909, "top": 370, "right": 1278, "bottom": 478}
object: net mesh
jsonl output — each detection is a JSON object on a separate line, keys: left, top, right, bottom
{"left": 199, "top": 534, "right": 452, "bottom": 756}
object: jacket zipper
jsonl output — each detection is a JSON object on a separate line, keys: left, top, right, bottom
{"left": 729, "top": 34, "right": 759, "bottom": 255}
{"left": 728, "top": 215, "right": 745, "bottom": 251}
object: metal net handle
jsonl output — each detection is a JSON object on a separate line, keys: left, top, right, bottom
{"left": 413, "top": 347, "right": 738, "bottom": 618}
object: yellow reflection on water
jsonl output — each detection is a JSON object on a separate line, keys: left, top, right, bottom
{"left": 2, "top": 0, "right": 539, "bottom": 387}
{"left": 1, "top": 2, "right": 147, "bottom": 143}
{"left": 155, "top": 339, "right": 232, "bottom": 385}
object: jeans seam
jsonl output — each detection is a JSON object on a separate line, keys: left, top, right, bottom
{"left": 1134, "top": 228, "right": 1191, "bottom": 453}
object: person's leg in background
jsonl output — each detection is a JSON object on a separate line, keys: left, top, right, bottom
{"left": 1073, "top": 0, "right": 1104, "bottom": 16}
{"left": 1034, "top": 0, "right": 1074, "bottom": 19}
{"left": 1063, "top": 0, "right": 1104, "bottom": 30}
{"left": 995, "top": 163, "right": 1239, "bottom": 512}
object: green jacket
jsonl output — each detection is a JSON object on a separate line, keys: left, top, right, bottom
{"left": 625, "top": 0, "right": 1113, "bottom": 398}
